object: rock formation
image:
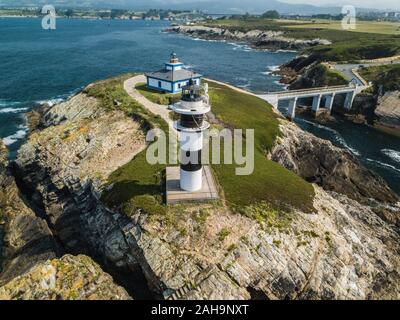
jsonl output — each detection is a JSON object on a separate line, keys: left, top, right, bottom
{"left": 375, "top": 91, "right": 400, "bottom": 133}
{"left": 0, "top": 129, "right": 131, "bottom": 300}
{"left": 270, "top": 121, "right": 400, "bottom": 225}
{"left": 167, "top": 26, "right": 331, "bottom": 51}
{"left": 8, "top": 80, "right": 400, "bottom": 300}
{"left": 0, "top": 254, "right": 131, "bottom": 300}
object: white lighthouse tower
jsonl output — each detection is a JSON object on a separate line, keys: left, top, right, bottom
{"left": 171, "top": 80, "right": 210, "bottom": 192}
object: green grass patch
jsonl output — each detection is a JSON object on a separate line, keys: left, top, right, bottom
{"left": 359, "top": 64, "right": 400, "bottom": 92}
{"left": 291, "top": 64, "right": 348, "bottom": 89}
{"left": 217, "top": 228, "right": 231, "bottom": 241}
{"left": 98, "top": 75, "right": 314, "bottom": 220}
{"left": 207, "top": 81, "right": 315, "bottom": 212}
{"left": 84, "top": 74, "right": 167, "bottom": 131}
{"left": 242, "top": 202, "right": 292, "bottom": 230}
{"left": 135, "top": 82, "right": 181, "bottom": 105}
{"left": 85, "top": 74, "right": 169, "bottom": 208}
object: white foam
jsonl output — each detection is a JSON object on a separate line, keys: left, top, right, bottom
{"left": 229, "top": 42, "right": 252, "bottom": 52}
{"left": 298, "top": 118, "right": 361, "bottom": 156}
{"left": 268, "top": 65, "right": 280, "bottom": 72}
{"left": 2, "top": 129, "right": 27, "bottom": 146}
{"left": 0, "top": 107, "right": 28, "bottom": 114}
{"left": 36, "top": 98, "right": 65, "bottom": 107}
{"left": 381, "top": 149, "right": 400, "bottom": 164}
{"left": 366, "top": 158, "right": 400, "bottom": 174}
{"left": 0, "top": 100, "right": 23, "bottom": 107}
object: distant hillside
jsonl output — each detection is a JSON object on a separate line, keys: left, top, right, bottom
{"left": 0, "top": 0, "right": 344, "bottom": 15}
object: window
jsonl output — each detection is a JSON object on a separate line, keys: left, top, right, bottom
{"left": 158, "top": 81, "right": 162, "bottom": 88}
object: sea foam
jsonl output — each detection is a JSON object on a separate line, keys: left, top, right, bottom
{"left": 381, "top": 149, "right": 400, "bottom": 164}
{"left": 3, "top": 129, "right": 27, "bottom": 146}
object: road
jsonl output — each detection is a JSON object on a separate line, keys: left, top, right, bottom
{"left": 330, "top": 59, "right": 400, "bottom": 86}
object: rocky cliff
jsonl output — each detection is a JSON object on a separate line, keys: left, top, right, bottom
{"left": 9, "top": 80, "right": 400, "bottom": 300}
{"left": 270, "top": 121, "right": 400, "bottom": 226}
{"left": 0, "top": 139, "right": 131, "bottom": 299}
{"left": 0, "top": 254, "right": 131, "bottom": 300}
{"left": 167, "top": 26, "right": 331, "bottom": 51}
{"left": 375, "top": 91, "right": 400, "bottom": 134}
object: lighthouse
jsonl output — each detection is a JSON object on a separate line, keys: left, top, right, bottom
{"left": 171, "top": 80, "right": 210, "bottom": 192}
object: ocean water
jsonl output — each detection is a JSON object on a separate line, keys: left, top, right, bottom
{"left": 0, "top": 18, "right": 291, "bottom": 158}
{"left": 0, "top": 18, "right": 399, "bottom": 194}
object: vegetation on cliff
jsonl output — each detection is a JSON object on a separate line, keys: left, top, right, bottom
{"left": 203, "top": 18, "right": 400, "bottom": 62}
{"left": 0, "top": 255, "right": 131, "bottom": 300}
{"left": 289, "top": 64, "right": 348, "bottom": 89}
{"left": 135, "top": 83, "right": 181, "bottom": 105}
{"left": 98, "top": 75, "right": 315, "bottom": 215}
{"left": 359, "top": 64, "right": 400, "bottom": 92}
{"left": 207, "top": 81, "right": 315, "bottom": 212}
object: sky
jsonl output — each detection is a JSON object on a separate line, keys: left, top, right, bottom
{"left": 282, "top": 0, "right": 400, "bottom": 10}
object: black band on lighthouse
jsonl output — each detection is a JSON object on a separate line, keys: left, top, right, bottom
{"left": 180, "top": 114, "right": 204, "bottom": 128}
{"left": 180, "top": 150, "right": 202, "bottom": 172}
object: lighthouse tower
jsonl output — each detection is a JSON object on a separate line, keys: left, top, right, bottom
{"left": 171, "top": 80, "right": 210, "bottom": 192}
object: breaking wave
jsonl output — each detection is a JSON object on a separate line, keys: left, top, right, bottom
{"left": 297, "top": 118, "right": 361, "bottom": 156}
{"left": 3, "top": 128, "right": 28, "bottom": 146}
{"left": 0, "top": 107, "right": 28, "bottom": 114}
{"left": 381, "top": 149, "right": 400, "bottom": 164}
{"left": 365, "top": 158, "right": 400, "bottom": 174}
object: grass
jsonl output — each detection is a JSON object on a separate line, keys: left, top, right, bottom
{"left": 290, "top": 64, "right": 348, "bottom": 89}
{"left": 84, "top": 74, "right": 169, "bottom": 208}
{"left": 217, "top": 228, "right": 231, "bottom": 241}
{"left": 242, "top": 202, "right": 292, "bottom": 230}
{"left": 207, "top": 81, "right": 315, "bottom": 213}
{"left": 286, "top": 20, "right": 400, "bottom": 36}
{"left": 359, "top": 64, "right": 400, "bottom": 92}
{"left": 135, "top": 82, "right": 181, "bottom": 105}
{"left": 95, "top": 75, "right": 314, "bottom": 222}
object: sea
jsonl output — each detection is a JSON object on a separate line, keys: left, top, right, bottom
{"left": 0, "top": 18, "right": 399, "bottom": 194}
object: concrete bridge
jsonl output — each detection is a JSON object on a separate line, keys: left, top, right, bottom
{"left": 258, "top": 83, "right": 371, "bottom": 120}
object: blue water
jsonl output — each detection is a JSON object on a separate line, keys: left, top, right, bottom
{"left": 0, "top": 18, "right": 291, "bottom": 158}
{"left": 0, "top": 18, "right": 399, "bottom": 194}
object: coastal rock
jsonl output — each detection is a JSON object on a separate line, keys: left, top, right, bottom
{"left": 168, "top": 26, "right": 331, "bottom": 51}
{"left": 375, "top": 91, "right": 400, "bottom": 132}
{"left": 0, "top": 140, "right": 131, "bottom": 300}
{"left": 0, "top": 254, "right": 131, "bottom": 300}
{"left": 13, "top": 83, "right": 400, "bottom": 300}
{"left": 0, "top": 141, "right": 59, "bottom": 285}
{"left": 270, "top": 121, "right": 400, "bottom": 225}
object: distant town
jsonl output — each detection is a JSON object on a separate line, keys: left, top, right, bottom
{"left": 0, "top": 7, "right": 400, "bottom": 22}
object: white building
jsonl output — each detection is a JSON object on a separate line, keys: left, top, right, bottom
{"left": 145, "top": 53, "right": 202, "bottom": 94}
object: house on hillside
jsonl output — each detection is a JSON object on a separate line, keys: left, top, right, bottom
{"left": 145, "top": 53, "right": 202, "bottom": 93}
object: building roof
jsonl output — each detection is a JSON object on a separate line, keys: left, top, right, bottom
{"left": 145, "top": 69, "right": 202, "bottom": 82}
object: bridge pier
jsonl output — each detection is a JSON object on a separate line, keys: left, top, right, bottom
{"left": 324, "top": 93, "right": 335, "bottom": 113}
{"left": 287, "top": 97, "right": 297, "bottom": 120}
{"left": 344, "top": 91, "right": 355, "bottom": 110}
{"left": 312, "top": 94, "right": 322, "bottom": 113}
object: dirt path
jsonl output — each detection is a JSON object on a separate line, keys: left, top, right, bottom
{"left": 124, "top": 75, "right": 174, "bottom": 129}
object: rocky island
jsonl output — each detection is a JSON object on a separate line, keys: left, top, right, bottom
{"left": 0, "top": 73, "right": 399, "bottom": 300}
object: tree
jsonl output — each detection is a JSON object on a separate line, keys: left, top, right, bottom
{"left": 65, "top": 9, "right": 73, "bottom": 18}
{"left": 262, "top": 10, "right": 280, "bottom": 19}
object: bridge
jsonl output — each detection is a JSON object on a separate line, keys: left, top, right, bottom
{"left": 258, "top": 83, "right": 371, "bottom": 120}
